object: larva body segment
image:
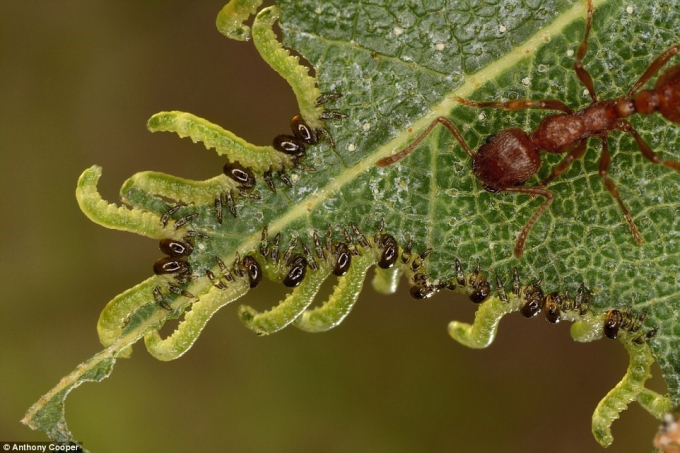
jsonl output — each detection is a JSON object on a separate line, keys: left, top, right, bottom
{"left": 238, "top": 266, "right": 329, "bottom": 335}
{"left": 294, "top": 252, "right": 377, "bottom": 333}
{"left": 591, "top": 334, "right": 655, "bottom": 447}
{"left": 448, "top": 296, "right": 523, "bottom": 349}
{"left": 122, "top": 171, "right": 239, "bottom": 207}
{"left": 372, "top": 266, "right": 403, "bottom": 295}
{"left": 144, "top": 279, "right": 250, "bottom": 361}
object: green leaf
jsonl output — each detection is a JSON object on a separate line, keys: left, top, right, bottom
{"left": 24, "top": 0, "right": 680, "bottom": 449}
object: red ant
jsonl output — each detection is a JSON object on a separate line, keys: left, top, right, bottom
{"left": 377, "top": 0, "right": 680, "bottom": 258}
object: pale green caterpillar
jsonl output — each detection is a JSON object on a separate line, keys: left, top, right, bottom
{"left": 252, "top": 6, "right": 325, "bottom": 129}
{"left": 76, "top": 166, "right": 179, "bottom": 240}
{"left": 591, "top": 333, "right": 659, "bottom": 447}
{"left": 147, "top": 112, "right": 294, "bottom": 173}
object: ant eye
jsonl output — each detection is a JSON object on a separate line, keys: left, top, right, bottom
{"left": 273, "top": 135, "right": 306, "bottom": 158}
{"left": 333, "top": 243, "right": 351, "bottom": 276}
{"left": 242, "top": 256, "right": 262, "bottom": 288}
{"left": 223, "top": 161, "right": 256, "bottom": 189}
{"left": 159, "top": 239, "right": 193, "bottom": 257}
{"left": 153, "top": 257, "right": 189, "bottom": 275}
{"left": 485, "top": 134, "right": 496, "bottom": 143}
{"left": 283, "top": 255, "right": 307, "bottom": 287}
{"left": 291, "top": 114, "right": 319, "bottom": 145}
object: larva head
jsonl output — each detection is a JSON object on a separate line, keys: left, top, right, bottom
{"left": 468, "top": 279, "right": 491, "bottom": 304}
{"left": 273, "top": 135, "right": 306, "bottom": 159}
{"left": 283, "top": 255, "right": 307, "bottom": 287}
{"left": 153, "top": 257, "right": 189, "bottom": 275}
{"left": 223, "top": 160, "right": 256, "bottom": 189}
{"left": 604, "top": 309, "right": 623, "bottom": 339}
{"left": 544, "top": 292, "right": 562, "bottom": 324}
{"left": 333, "top": 243, "right": 351, "bottom": 276}
{"left": 291, "top": 114, "right": 319, "bottom": 145}
{"left": 242, "top": 256, "right": 262, "bottom": 288}
{"left": 159, "top": 239, "right": 194, "bottom": 257}
{"left": 520, "top": 283, "right": 545, "bottom": 318}
{"left": 409, "top": 284, "right": 438, "bottom": 300}
{"left": 378, "top": 235, "right": 399, "bottom": 269}
{"left": 468, "top": 270, "right": 491, "bottom": 304}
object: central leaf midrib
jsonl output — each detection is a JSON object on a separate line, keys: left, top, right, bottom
{"left": 237, "top": 0, "right": 609, "bottom": 255}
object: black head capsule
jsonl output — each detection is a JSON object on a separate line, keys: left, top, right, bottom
{"left": 223, "top": 161, "right": 256, "bottom": 189}
{"left": 273, "top": 135, "right": 306, "bottom": 159}
{"left": 290, "top": 114, "right": 319, "bottom": 145}
{"left": 242, "top": 256, "right": 262, "bottom": 288}
{"left": 409, "top": 284, "right": 438, "bottom": 300}
{"left": 333, "top": 243, "right": 352, "bottom": 276}
{"left": 153, "top": 257, "right": 189, "bottom": 275}
{"left": 159, "top": 239, "right": 194, "bottom": 257}
{"left": 378, "top": 235, "right": 399, "bottom": 269}
{"left": 469, "top": 279, "right": 491, "bottom": 304}
{"left": 604, "top": 310, "right": 623, "bottom": 339}
{"left": 283, "top": 255, "right": 307, "bottom": 287}
{"left": 544, "top": 292, "right": 562, "bottom": 324}
{"left": 520, "top": 284, "right": 544, "bottom": 318}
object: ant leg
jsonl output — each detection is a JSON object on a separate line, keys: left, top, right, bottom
{"left": 573, "top": 0, "right": 598, "bottom": 102}
{"left": 457, "top": 96, "right": 574, "bottom": 114}
{"left": 502, "top": 186, "right": 553, "bottom": 259}
{"left": 376, "top": 117, "right": 473, "bottom": 167}
{"left": 615, "top": 119, "right": 680, "bottom": 171}
{"left": 598, "top": 136, "right": 644, "bottom": 244}
{"left": 540, "top": 139, "right": 588, "bottom": 186}
{"left": 627, "top": 44, "right": 680, "bottom": 97}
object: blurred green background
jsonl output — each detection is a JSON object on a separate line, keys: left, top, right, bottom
{"left": 0, "top": 1, "right": 666, "bottom": 452}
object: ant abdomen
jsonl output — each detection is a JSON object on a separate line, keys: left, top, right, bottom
{"left": 654, "top": 64, "right": 680, "bottom": 123}
{"left": 472, "top": 128, "right": 540, "bottom": 190}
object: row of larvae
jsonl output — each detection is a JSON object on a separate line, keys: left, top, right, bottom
{"left": 447, "top": 262, "right": 659, "bottom": 344}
